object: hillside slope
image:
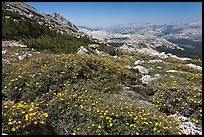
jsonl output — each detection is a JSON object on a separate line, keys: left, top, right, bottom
{"left": 2, "top": 2, "right": 202, "bottom": 135}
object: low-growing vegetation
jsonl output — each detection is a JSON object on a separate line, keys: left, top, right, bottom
{"left": 147, "top": 69, "right": 202, "bottom": 125}
{"left": 2, "top": 53, "right": 182, "bottom": 135}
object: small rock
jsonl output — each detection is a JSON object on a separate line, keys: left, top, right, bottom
{"left": 166, "top": 70, "right": 186, "bottom": 73}
{"left": 133, "top": 66, "right": 149, "bottom": 74}
{"left": 2, "top": 50, "right": 7, "bottom": 54}
{"left": 124, "top": 65, "right": 132, "bottom": 69}
{"left": 2, "top": 41, "right": 27, "bottom": 48}
{"left": 27, "top": 53, "right": 32, "bottom": 56}
{"left": 131, "top": 84, "right": 145, "bottom": 91}
{"left": 77, "top": 46, "right": 91, "bottom": 55}
{"left": 95, "top": 49, "right": 108, "bottom": 56}
{"left": 140, "top": 75, "right": 153, "bottom": 84}
{"left": 18, "top": 54, "right": 27, "bottom": 60}
{"left": 148, "top": 59, "right": 163, "bottom": 63}
{"left": 166, "top": 70, "right": 179, "bottom": 73}
{"left": 134, "top": 60, "right": 145, "bottom": 65}
{"left": 154, "top": 74, "right": 161, "bottom": 79}
{"left": 113, "top": 55, "right": 118, "bottom": 58}
{"left": 123, "top": 86, "right": 132, "bottom": 92}
{"left": 88, "top": 44, "right": 99, "bottom": 49}
{"left": 186, "top": 63, "right": 202, "bottom": 71}
{"left": 159, "top": 52, "right": 168, "bottom": 58}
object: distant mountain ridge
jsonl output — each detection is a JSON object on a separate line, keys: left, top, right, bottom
{"left": 80, "top": 27, "right": 184, "bottom": 51}
{"left": 104, "top": 22, "right": 202, "bottom": 41}
{"left": 78, "top": 26, "right": 103, "bottom": 31}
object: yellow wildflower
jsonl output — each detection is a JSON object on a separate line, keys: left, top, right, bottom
{"left": 11, "top": 127, "right": 16, "bottom": 132}
{"left": 8, "top": 121, "right": 13, "bottom": 125}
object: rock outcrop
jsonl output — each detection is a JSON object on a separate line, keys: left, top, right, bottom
{"left": 134, "top": 60, "right": 145, "bottom": 65}
{"left": 2, "top": 40, "right": 27, "bottom": 48}
{"left": 77, "top": 46, "right": 91, "bottom": 55}
{"left": 186, "top": 63, "right": 202, "bottom": 71}
{"left": 169, "top": 114, "right": 202, "bottom": 135}
{"left": 133, "top": 66, "right": 149, "bottom": 74}
{"left": 88, "top": 44, "right": 99, "bottom": 49}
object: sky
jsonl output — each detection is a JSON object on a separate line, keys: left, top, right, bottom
{"left": 26, "top": 2, "right": 202, "bottom": 28}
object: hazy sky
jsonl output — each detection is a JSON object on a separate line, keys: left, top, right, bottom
{"left": 26, "top": 2, "right": 202, "bottom": 28}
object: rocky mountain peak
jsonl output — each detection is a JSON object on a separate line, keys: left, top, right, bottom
{"left": 3, "top": 2, "right": 79, "bottom": 34}
{"left": 48, "top": 12, "right": 78, "bottom": 31}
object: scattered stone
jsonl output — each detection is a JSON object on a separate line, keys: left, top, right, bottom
{"left": 166, "top": 70, "right": 180, "bottom": 73}
{"left": 154, "top": 74, "right": 161, "bottom": 79}
{"left": 169, "top": 114, "right": 202, "bottom": 135}
{"left": 158, "top": 52, "right": 168, "bottom": 58}
{"left": 77, "top": 46, "right": 91, "bottom": 55}
{"left": 113, "top": 55, "right": 118, "bottom": 58}
{"left": 18, "top": 54, "right": 27, "bottom": 60}
{"left": 130, "top": 84, "right": 145, "bottom": 91}
{"left": 140, "top": 75, "right": 153, "bottom": 84}
{"left": 2, "top": 50, "right": 7, "bottom": 54}
{"left": 95, "top": 49, "right": 108, "bottom": 56}
{"left": 2, "top": 40, "right": 27, "bottom": 48}
{"left": 167, "top": 53, "right": 191, "bottom": 61}
{"left": 124, "top": 65, "right": 132, "bottom": 69}
{"left": 5, "top": 16, "right": 10, "bottom": 19}
{"left": 166, "top": 53, "right": 173, "bottom": 56}
{"left": 88, "top": 44, "right": 99, "bottom": 49}
{"left": 27, "top": 53, "right": 32, "bottom": 56}
{"left": 140, "top": 73, "right": 161, "bottom": 84}
{"left": 137, "top": 48, "right": 169, "bottom": 59}
{"left": 133, "top": 66, "right": 149, "bottom": 74}
{"left": 148, "top": 59, "right": 163, "bottom": 63}
{"left": 134, "top": 60, "right": 145, "bottom": 65}
{"left": 157, "top": 66, "right": 162, "bottom": 69}
{"left": 186, "top": 63, "right": 202, "bottom": 71}
{"left": 122, "top": 86, "right": 133, "bottom": 92}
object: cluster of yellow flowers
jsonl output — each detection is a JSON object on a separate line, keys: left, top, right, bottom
{"left": 2, "top": 100, "right": 49, "bottom": 133}
{"left": 3, "top": 52, "right": 201, "bottom": 135}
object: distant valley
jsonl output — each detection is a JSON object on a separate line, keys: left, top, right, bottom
{"left": 79, "top": 21, "right": 202, "bottom": 59}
